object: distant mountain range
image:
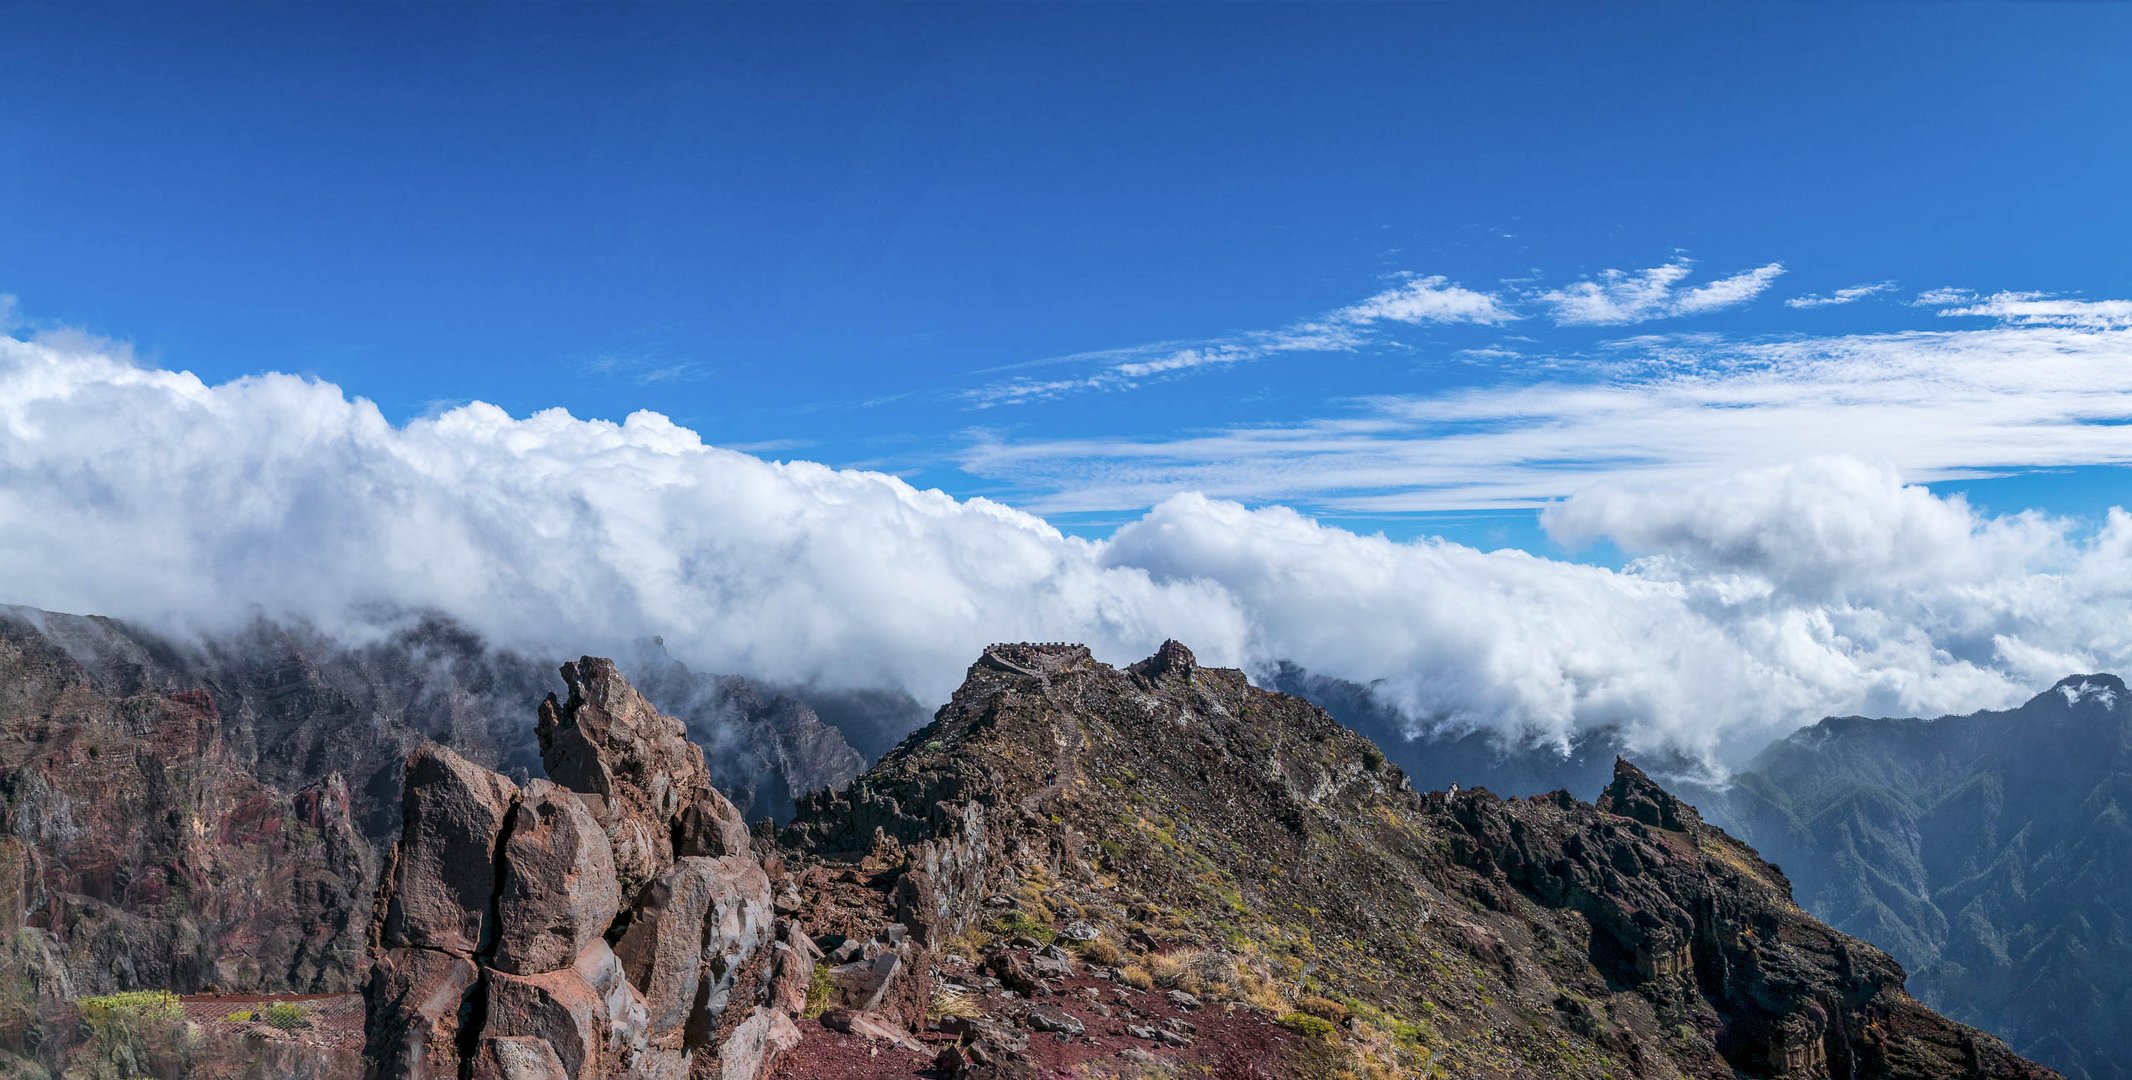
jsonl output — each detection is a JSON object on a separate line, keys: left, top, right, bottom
{"left": 1695, "top": 675, "right": 2131, "bottom": 1080}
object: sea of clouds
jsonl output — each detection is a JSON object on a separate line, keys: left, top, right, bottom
{"left": 3, "top": 327, "right": 2127, "bottom": 772}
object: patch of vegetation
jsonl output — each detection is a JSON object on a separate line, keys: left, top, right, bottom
{"left": 1295, "top": 995, "right": 1349, "bottom": 1025}
{"left": 988, "top": 909, "right": 1058, "bottom": 945}
{"left": 260, "top": 1001, "right": 306, "bottom": 1030}
{"left": 802, "top": 966, "right": 835, "bottom": 1019}
{"left": 1073, "top": 935, "right": 1127, "bottom": 967}
{"left": 80, "top": 990, "right": 182, "bottom": 1024}
{"left": 1278, "top": 1011, "right": 1340, "bottom": 1043}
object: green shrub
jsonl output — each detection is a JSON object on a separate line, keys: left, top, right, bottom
{"left": 1295, "top": 994, "right": 1349, "bottom": 1025}
{"left": 802, "top": 966, "right": 835, "bottom": 1019}
{"left": 261, "top": 1002, "right": 306, "bottom": 1030}
{"left": 987, "top": 910, "right": 1058, "bottom": 945}
{"left": 1277, "top": 1011, "right": 1340, "bottom": 1043}
{"left": 80, "top": 990, "right": 181, "bottom": 1026}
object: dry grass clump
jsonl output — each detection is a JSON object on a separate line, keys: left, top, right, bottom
{"left": 1117, "top": 963, "right": 1155, "bottom": 990}
{"left": 1145, "top": 948, "right": 1286, "bottom": 1012}
{"left": 1295, "top": 994, "right": 1350, "bottom": 1025}
{"left": 1074, "top": 935, "right": 1128, "bottom": 967}
{"left": 929, "top": 984, "right": 983, "bottom": 1021}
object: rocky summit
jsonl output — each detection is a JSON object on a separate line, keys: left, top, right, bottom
{"left": 784, "top": 640, "right": 2056, "bottom": 1079}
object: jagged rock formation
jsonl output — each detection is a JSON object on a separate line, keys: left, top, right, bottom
{"left": 789, "top": 640, "right": 2058, "bottom": 1079}
{"left": 1701, "top": 674, "right": 2132, "bottom": 1080}
{"left": 0, "top": 606, "right": 875, "bottom": 1002}
{"left": 364, "top": 657, "right": 806, "bottom": 1080}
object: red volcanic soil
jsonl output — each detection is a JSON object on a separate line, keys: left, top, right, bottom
{"left": 770, "top": 955, "right": 1310, "bottom": 1080}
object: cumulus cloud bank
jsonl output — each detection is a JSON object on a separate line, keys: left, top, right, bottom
{"left": 4, "top": 330, "right": 2128, "bottom": 774}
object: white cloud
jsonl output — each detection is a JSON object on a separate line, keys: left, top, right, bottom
{"left": 1786, "top": 281, "right": 1895, "bottom": 309}
{"left": 0, "top": 330, "right": 1250, "bottom": 703}
{"left": 1536, "top": 259, "right": 1786, "bottom": 325}
{"left": 1939, "top": 291, "right": 2132, "bottom": 330}
{"left": 1914, "top": 287, "right": 1977, "bottom": 306}
{"left": 1336, "top": 274, "right": 1517, "bottom": 326}
{"left": 963, "top": 323, "right": 2132, "bottom": 513}
{"left": 969, "top": 273, "right": 1509, "bottom": 406}
{"left": 6, "top": 327, "right": 2130, "bottom": 777}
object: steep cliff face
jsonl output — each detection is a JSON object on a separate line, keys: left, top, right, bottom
{"left": 0, "top": 606, "right": 874, "bottom": 1001}
{"left": 1704, "top": 675, "right": 2132, "bottom": 1080}
{"left": 365, "top": 658, "right": 820, "bottom": 1080}
{"left": 789, "top": 641, "right": 2057, "bottom": 1079}
{"left": 0, "top": 620, "right": 374, "bottom": 996}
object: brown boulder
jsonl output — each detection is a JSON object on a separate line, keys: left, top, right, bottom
{"left": 469, "top": 1035, "right": 570, "bottom": 1080}
{"left": 380, "top": 745, "right": 519, "bottom": 955}
{"left": 493, "top": 779, "right": 621, "bottom": 975}
{"left": 364, "top": 945, "right": 479, "bottom": 1080}
{"left": 484, "top": 963, "right": 607, "bottom": 1078}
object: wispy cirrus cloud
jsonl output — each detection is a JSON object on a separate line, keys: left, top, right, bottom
{"left": 969, "top": 257, "right": 1809, "bottom": 407}
{"left": 1938, "top": 291, "right": 2132, "bottom": 330}
{"left": 1786, "top": 281, "right": 1895, "bottom": 308}
{"left": 1535, "top": 259, "right": 1787, "bottom": 325}
{"left": 967, "top": 273, "right": 1513, "bottom": 407}
{"left": 581, "top": 349, "right": 711, "bottom": 386}
{"left": 961, "top": 321, "right": 2132, "bottom": 514}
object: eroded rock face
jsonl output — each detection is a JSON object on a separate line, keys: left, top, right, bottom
{"left": 365, "top": 658, "right": 795, "bottom": 1080}
{"left": 379, "top": 746, "right": 518, "bottom": 956}
{"left": 0, "top": 618, "right": 376, "bottom": 997}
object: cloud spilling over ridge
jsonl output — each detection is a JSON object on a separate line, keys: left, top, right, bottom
{"left": 4, "top": 331, "right": 2129, "bottom": 772}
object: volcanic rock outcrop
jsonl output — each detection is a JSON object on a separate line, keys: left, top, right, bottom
{"left": 364, "top": 658, "right": 803, "bottom": 1080}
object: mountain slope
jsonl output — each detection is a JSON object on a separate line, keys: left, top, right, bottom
{"left": 789, "top": 640, "right": 2054, "bottom": 1079}
{"left": 1704, "top": 675, "right": 2132, "bottom": 1080}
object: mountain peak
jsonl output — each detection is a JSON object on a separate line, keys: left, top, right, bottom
{"left": 1126, "top": 638, "right": 1197, "bottom": 683}
{"left": 1598, "top": 756, "right": 1704, "bottom": 831}
{"left": 2043, "top": 672, "right": 2124, "bottom": 711}
{"left": 787, "top": 644, "right": 2055, "bottom": 1079}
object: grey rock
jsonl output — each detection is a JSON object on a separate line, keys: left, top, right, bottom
{"left": 613, "top": 855, "right": 771, "bottom": 1038}
{"left": 827, "top": 951, "right": 902, "bottom": 1012}
{"left": 1023, "top": 1006, "right": 1084, "bottom": 1037}
{"left": 470, "top": 1035, "right": 570, "bottom": 1080}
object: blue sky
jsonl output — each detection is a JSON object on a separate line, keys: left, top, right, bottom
{"left": 6, "top": 1, "right": 2131, "bottom": 555}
